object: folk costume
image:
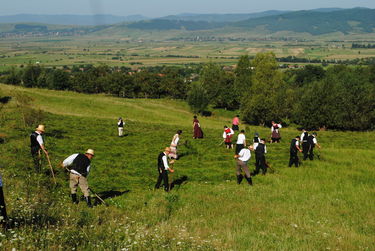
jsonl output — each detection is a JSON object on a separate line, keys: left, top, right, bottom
{"left": 223, "top": 127, "right": 234, "bottom": 149}
{"left": 193, "top": 117, "right": 204, "bottom": 139}
{"left": 30, "top": 125, "right": 46, "bottom": 172}
{"left": 307, "top": 133, "right": 319, "bottom": 160}
{"left": 118, "top": 117, "right": 124, "bottom": 137}
{"left": 300, "top": 131, "right": 310, "bottom": 160}
{"left": 252, "top": 141, "right": 267, "bottom": 176}
{"left": 232, "top": 116, "right": 240, "bottom": 131}
{"left": 289, "top": 138, "right": 300, "bottom": 167}
{"left": 169, "top": 132, "right": 181, "bottom": 159}
{"left": 253, "top": 133, "right": 260, "bottom": 149}
{"left": 271, "top": 122, "right": 282, "bottom": 143}
{"left": 235, "top": 148, "right": 253, "bottom": 185}
{"left": 0, "top": 174, "right": 7, "bottom": 226}
{"left": 155, "top": 150, "right": 173, "bottom": 191}
{"left": 62, "top": 149, "right": 95, "bottom": 207}
{"left": 235, "top": 131, "right": 246, "bottom": 154}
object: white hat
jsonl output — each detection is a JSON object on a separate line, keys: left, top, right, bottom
{"left": 86, "top": 149, "right": 95, "bottom": 156}
{"left": 36, "top": 124, "right": 45, "bottom": 132}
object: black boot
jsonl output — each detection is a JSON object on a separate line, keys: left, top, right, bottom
{"left": 236, "top": 174, "right": 243, "bottom": 184}
{"left": 71, "top": 194, "right": 78, "bottom": 204}
{"left": 84, "top": 196, "right": 93, "bottom": 208}
{"left": 245, "top": 176, "right": 253, "bottom": 186}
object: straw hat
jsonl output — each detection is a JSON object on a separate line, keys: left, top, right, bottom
{"left": 36, "top": 124, "right": 45, "bottom": 132}
{"left": 86, "top": 149, "right": 95, "bottom": 156}
{"left": 164, "top": 147, "right": 171, "bottom": 152}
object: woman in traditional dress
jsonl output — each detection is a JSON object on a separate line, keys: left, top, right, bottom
{"left": 271, "top": 121, "right": 282, "bottom": 143}
{"left": 193, "top": 116, "right": 204, "bottom": 139}
{"left": 169, "top": 130, "right": 182, "bottom": 159}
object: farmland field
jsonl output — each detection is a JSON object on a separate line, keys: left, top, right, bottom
{"left": 0, "top": 83, "right": 374, "bottom": 250}
{"left": 1, "top": 33, "right": 375, "bottom": 71}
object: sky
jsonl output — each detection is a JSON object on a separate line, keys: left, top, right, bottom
{"left": 1, "top": 0, "right": 375, "bottom": 17}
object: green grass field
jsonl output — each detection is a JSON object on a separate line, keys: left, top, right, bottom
{"left": 0, "top": 83, "right": 374, "bottom": 250}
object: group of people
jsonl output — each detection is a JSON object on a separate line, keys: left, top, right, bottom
{"left": 27, "top": 113, "right": 321, "bottom": 204}
{"left": 289, "top": 129, "right": 321, "bottom": 168}
{"left": 30, "top": 124, "right": 96, "bottom": 207}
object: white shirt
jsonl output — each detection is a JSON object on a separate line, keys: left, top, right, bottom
{"left": 238, "top": 148, "right": 251, "bottom": 162}
{"left": 35, "top": 131, "right": 44, "bottom": 146}
{"left": 62, "top": 153, "right": 91, "bottom": 176}
{"left": 162, "top": 153, "right": 170, "bottom": 170}
{"left": 118, "top": 120, "right": 124, "bottom": 127}
{"left": 171, "top": 134, "right": 179, "bottom": 146}
{"left": 313, "top": 137, "right": 317, "bottom": 144}
{"left": 300, "top": 132, "right": 308, "bottom": 142}
{"left": 222, "top": 128, "right": 234, "bottom": 138}
{"left": 236, "top": 133, "right": 246, "bottom": 144}
{"left": 271, "top": 124, "right": 282, "bottom": 132}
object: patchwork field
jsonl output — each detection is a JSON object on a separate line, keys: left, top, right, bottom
{"left": 0, "top": 83, "right": 374, "bottom": 250}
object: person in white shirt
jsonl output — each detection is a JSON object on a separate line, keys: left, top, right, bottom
{"left": 155, "top": 147, "right": 174, "bottom": 191}
{"left": 61, "top": 149, "right": 95, "bottom": 207}
{"left": 307, "top": 132, "right": 321, "bottom": 160}
{"left": 223, "top": 126, "right": 234, "bottom": 149}
{"left": 30, "top": 124, "right": 48, "bottom": 171}
{"left": 234, "top": 146, "right": 253, "bottom": 185}
{"left": 117, "top": 117, "right": 124, "bottom": 137}
{"left": 235, "top": 130, "right": 246, "bottom": 154}
{"left": 169, "top": 130, "right": 182, "bottom": 159}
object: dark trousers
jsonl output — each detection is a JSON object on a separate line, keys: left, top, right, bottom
{"left": 235, "top": 144, "right": 244, "bottom": 154}
{"left": 302, "top": 142, "right": 309, "bottom": 160}
{"left": 0, "top": 187, "right": 7, "bottom": 226}
{"left": 155, "top": 169, "right": 169, "bottom": 191}
{"left": 31, "top": 148, "right": 41, "bottom": 172}
{"left": 308, "top": 146, "right": 315, "bottom": 160}
{"left": 253, "top": 155, "right": 266, "bottom": 175}
{"left": 289, "top": 152, "right": 299, "bottom": 167}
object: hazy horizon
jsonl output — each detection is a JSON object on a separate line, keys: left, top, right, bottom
{"left": 1, "top": 0, "right": 375, "bottom": 17}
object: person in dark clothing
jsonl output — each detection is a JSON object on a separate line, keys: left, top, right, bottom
{"left": 300, "top": 129, "right": 310, "bottom": 160}
{"left": 289, "top": 136, "right": 302, "bottom": 167}
{"left": 155, "top": 147, "right": 174, "bottom": 191}
{"left": 0, "top": 174, "right": 7, "bottom": 227}
{"left": 61, "top": 149, "right": 95, "bottom": 207}
{"left": 307, "top": 132, "right": 321, "bottom": 160}
{"left": 30, "top": 124, "right": 49, "bottom": 171}
{"left": 251, "top": 139, "right": 267, "bottom": 176}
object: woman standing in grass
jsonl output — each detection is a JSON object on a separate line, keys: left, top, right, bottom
{"left": 271, "top": 121, "right": 282, "bottom": 143}
{"left": 193, "top": 116, "right": 203, "bottom": 139}
{"left": 169, "top": 130, "right": 182, "bottom": 159}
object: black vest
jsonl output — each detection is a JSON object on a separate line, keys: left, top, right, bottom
{"left": 255, "top": 143, "right": 265, "bottom": 156}
{"left": 157, "top": 152, "right": 167, "bottom": 170}
{"left": 290, "top": 139, "right": 298, "bottom": 153}
{"left": 71, "top": 154, "right": 91, "bottom": 177}
{"left": 302, "top": 132, "right": 309, "bottom": 142}
{"left": 308, "top": 135, "right": 315, "bottom": 147}
{"left": 118, "top": 120, "right": 123, "bottom": 127}
{"left": 30, "top": 132, "right": 41, "bottom": 149}
{"left": 253, "top": 137, "right": 260, "bottom": 143}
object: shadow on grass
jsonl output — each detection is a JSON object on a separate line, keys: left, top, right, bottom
{"left": 92, "top": 190, "right": 130, "bottom": 206}
{"left": 170, "top": 175, "right": 188, "bottom": 191}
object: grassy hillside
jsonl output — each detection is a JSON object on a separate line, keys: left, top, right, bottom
{"left": 0, "top": 84, "right": 374, "bottom": 250}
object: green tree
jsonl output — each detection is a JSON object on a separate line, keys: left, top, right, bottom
{"left": 241, "top": 52, "right": 286, "bottom": 125}
{"left": 22, "top": 64, "right": 42, "bottom": 87}
{"left": 187, "top": 82, "right": 209, "bottom": 114}
{"left": 234, "top": 55, "right": 252, "bottom": 102}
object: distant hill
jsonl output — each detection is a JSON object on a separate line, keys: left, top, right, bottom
{"left": 232, "top": 8, "right": 375, "bottom": 35}
{"left": 0, "top": 14, "right": 148, "bottom": 25}
{"left": 127, "top": 19, "right": 226, "bottom": 31}
{"left": 159, "top": 10, "right": 291, "bottom": 23}
{"left": 123, "top": 8, "right": 375, "bottom": 36}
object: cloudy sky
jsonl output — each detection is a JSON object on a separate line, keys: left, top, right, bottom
{"left": 1, "top": 0, "right": 375, "bottom": 17}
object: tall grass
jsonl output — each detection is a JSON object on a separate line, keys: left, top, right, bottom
{"left": 0, "top": 84, "right": 374, "bottom": 250}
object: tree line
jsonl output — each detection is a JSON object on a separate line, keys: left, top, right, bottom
{"left": 1, "top": 53, "right": 374, "bottom": 130}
